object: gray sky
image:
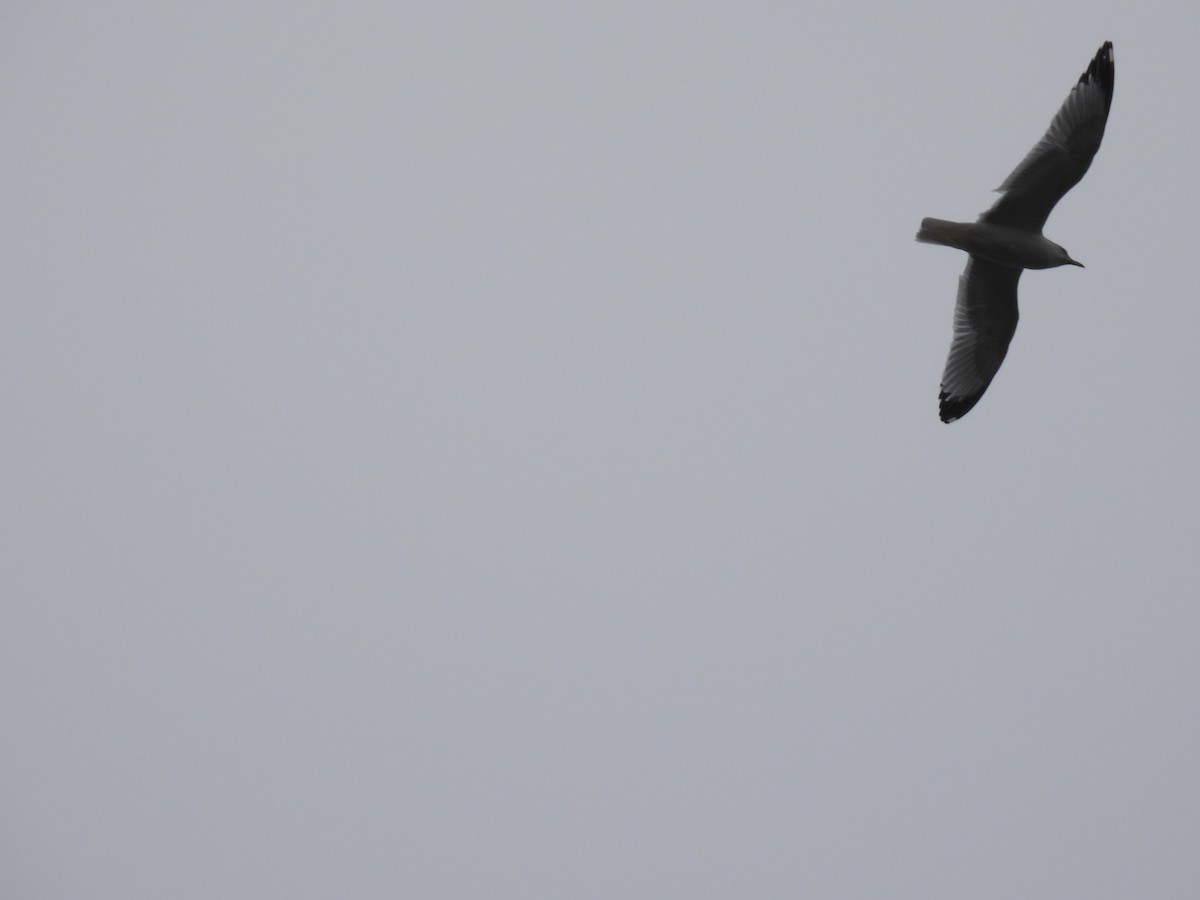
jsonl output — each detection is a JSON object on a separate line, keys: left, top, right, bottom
{"left": 4, "top": 2, "right": 1199, "bottom": 897}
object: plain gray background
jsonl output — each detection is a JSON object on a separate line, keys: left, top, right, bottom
{"left": 4, "top": 2, "right": 1199, "bottom": 897}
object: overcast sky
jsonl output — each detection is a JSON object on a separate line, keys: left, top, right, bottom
{"left": 4, "top": 2, "right": 1200, "bottom": 897}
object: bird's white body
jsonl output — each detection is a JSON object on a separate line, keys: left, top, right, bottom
{"left": 916, "top": 218, "right": 1083, "bottom": 270}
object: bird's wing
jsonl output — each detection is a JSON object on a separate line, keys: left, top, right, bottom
{"left": 979, "top": 41, "right": 1114, "bottom": 232}
{"left": 939, "top": 257, "right": 1022, "bottom": 422}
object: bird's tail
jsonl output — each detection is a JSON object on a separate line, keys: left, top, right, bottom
{"left": 915, "top": 217, "right": 968, "bottom": 248}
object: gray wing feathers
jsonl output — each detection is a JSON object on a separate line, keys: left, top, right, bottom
{"left": 980, "top": 42, "right": 1114, "bottom": 232}
{"left": 939, "top": 257, "right": 1022, "bottom": 422}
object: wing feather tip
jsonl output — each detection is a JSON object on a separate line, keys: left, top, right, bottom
{"left": 938, "top": 389, "right": 983, "bottom": 424}
{"left": 1080, "top": 41, "right": 1115, "bottom": 105}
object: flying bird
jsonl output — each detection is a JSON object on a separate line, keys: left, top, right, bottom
{"left": 917, "top": 41, "right": 1115, "bottom": 422}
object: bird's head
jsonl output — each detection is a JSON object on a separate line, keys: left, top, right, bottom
{"left": 1055, "top": 243, "right": 1084, "bottom": 268}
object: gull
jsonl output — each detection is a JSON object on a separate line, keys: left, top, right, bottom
{"left": 917, "top": 41, "right": 1115, "bottom": 422}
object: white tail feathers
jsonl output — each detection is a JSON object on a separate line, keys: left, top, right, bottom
{"left": 915, "top": 217, "right": 968, "bottom": 247}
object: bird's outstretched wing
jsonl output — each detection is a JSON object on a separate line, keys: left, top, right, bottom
{"left": 939, "top": 257, "right": 1022, "bottom": 422}
{"left": 979, "top": 41, "right": 1114, "bottom": 232}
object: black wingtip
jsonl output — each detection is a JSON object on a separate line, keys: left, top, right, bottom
{"left": 938, "top": 389, "right": 984, "bottom": 424}
{"left": 1079, "top": 41, "right": 1115, "bottom": 108}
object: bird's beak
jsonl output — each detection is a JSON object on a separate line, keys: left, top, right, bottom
{"left": 1068, "top": 258, "right": 1085, "bottom": 268}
